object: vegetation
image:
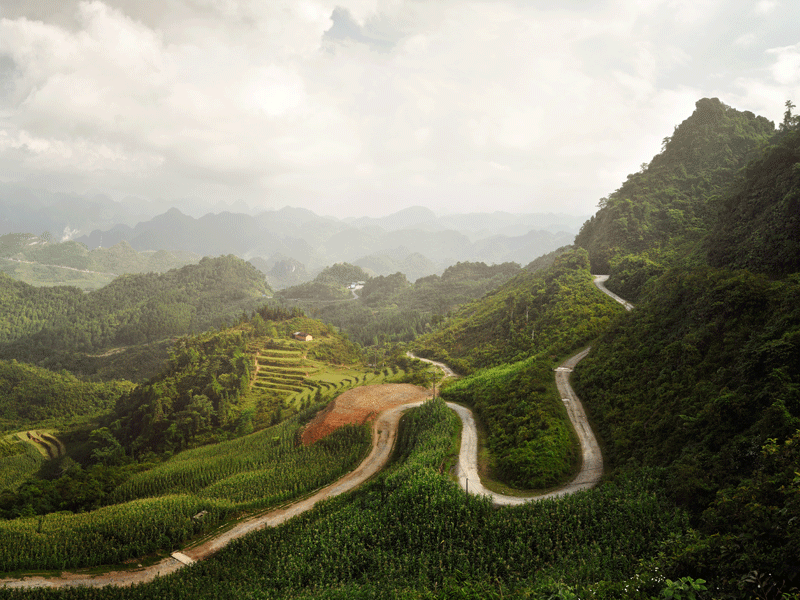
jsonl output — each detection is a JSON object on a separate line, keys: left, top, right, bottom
{"left": 414, "top": 248, "right": 622, "bottom": 374}
{"left": 705, "top": 129, "right": 800, "bottom": 277}
{"left": 0, "top": 235, "right": 201, "bottom": 291}
{"left": 275, "top": 263, "right": 369, "bottom": 302}
{"left": 0, "top": 255, "right": 271, "bottom": 381}
{"left": 284, "top": 260, "right": 524, "bottom": 348}
{"left": 0, "top": 434, "right": 49, "bottom": 493}
{"left": 441, "top": 356, "right": 579, "bottom": 489}
{"left": 0, "top": 360, "right": 132, "bottom": 425}
{"left": 0, "top": 400, "right": 692, "bottom": 599}
{"left": 575, "top": 97, "right": 775, "bottom": 299}
{"left": 0, "top": 418, "right": 370, "bottom": 572}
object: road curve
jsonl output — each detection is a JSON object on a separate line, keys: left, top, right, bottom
{"left": 2, "top": 279, "right": 633, "bottom": 588}
{"left": 423, "top": 273, "right": 635, "bottom": 505}
{"left": 406, "top": 352, "right": 457, "bottom": 378}
{"left": 593, "top": 274, "right": 634, "bottom": 311}
{"left": 0, "top": 400, "right": 423, "bottom": 589}
{"left": 448, "top": 347, "right": 602, "bottom": 506}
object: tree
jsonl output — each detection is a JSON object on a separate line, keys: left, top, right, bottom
{"left": 89, "top": 427, "right": 126, "bottom": 466}
{"left": 782, "top": 100, "right": 800, "bottom": 131}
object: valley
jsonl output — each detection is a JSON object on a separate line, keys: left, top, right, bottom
{"left": 0, "top": 98, "right": 798, "bottom": 598}
{"left": 0, "top": 275, "right": 630, "bottom": 588}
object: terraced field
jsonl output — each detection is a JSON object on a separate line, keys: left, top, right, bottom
{"left": 0, "top": 430, "right": 64, "bottom": 492}
{"left": 246, "top": 340, "right": 397, "bottom": 425}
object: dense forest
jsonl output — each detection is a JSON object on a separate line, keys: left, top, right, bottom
{"left": 0, "top": 255, "right": 271, "bottom": 381}
{"left": 0, "top": 360, "right": 132, "bottom": 425}
{"left": 414, "top": 248, "right": 620, "bottom": 374}
{"left": 283, "top": 257, "right": 546, "bottom": 348}
{"left": 575, "top": 97, "right": 775, "bottom": 299}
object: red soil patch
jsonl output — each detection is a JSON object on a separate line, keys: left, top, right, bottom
{"left": 301, "top": 384, "right": 430, "bottom": 445}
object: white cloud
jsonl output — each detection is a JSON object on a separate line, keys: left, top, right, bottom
{"left": 0, "top": 0, "right": 797, "bottom": 216}
{"left": 768, "top": 43, "right": 800, "bottom": 85}
{"left": 755, "top": 0, "right": 778, "bottom": 15}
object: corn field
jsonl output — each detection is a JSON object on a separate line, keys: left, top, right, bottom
{"left": 0, "top": 419, "right": 370, "bottom": 573}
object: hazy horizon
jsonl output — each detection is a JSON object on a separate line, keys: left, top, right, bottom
{"left": 2, "top": 1, "right": 799, "bottom": 218}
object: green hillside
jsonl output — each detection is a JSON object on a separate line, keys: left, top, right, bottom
{"left": 0, "top": 360, "right": 132, "bottom": 425}
{"left": 288, "top": 259, "right": 525, "bottom": 348}
{"left": 0, "top": 255, "right": 272, "bottom": 380}
{"left": 570, "top": 130, "right": 800, "bottom": 590}
{"left": 414, "top": 249, "right": 621, "bottom": 374}
{"left": 575, "top": 97, "right": 775, "bottom": 300}
{"left": 0, "top": 235, "right": 201, "bottom": 290}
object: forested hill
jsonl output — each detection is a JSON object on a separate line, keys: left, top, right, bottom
{"left": 568, "top": 115, "right": 800, "bottom": 592}
{"left": 276, "top": 259, "right": 528, "bottom": 348}
{"left": 0, "top": 234, "right": 201, "bottom": 290}
{"left": 421, "top": 100, "right": 800, "bottom": 595}
{"left": 575, "top": 97, "right": 774, "bottom": 284}
{"left": 705, "top": 129, "right": 800, "bottom": 277}
{"left": 0, "top": 255, "right": 271, "bottom": 378}
{"left": 414, "top": 248, "right": 623, "bottom": 374}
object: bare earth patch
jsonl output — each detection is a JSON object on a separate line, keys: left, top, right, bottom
{"left": 301, "top": 384, "right": 430, "bottom": 445}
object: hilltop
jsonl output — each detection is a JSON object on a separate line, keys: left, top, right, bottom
{"left": 0, "top": 255, "right": 271, "bottom": 381}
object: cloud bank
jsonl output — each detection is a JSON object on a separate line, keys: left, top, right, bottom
{"left": 0, "top": 0, "right": 798, "bottom": 217}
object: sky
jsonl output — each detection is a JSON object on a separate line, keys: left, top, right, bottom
{"left": 0, "top": 0, "right": 799, "bottom": 218}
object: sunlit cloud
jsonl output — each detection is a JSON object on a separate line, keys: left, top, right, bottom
{"left": 0, "top": 0, "right": 798, "bottom": 216}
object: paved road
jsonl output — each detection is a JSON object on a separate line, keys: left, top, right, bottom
{"left": 448, "top": 347, "right": 602, "bottom": 505}
{"left": 593, "top": 274, "right": 634, "bottom": 311}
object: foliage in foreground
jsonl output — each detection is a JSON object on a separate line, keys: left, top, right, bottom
{"left": 0, "top": 419, "right": 370, "bottom": 572}
{"left": 0, "top": 399, "right": 691, "bottom": 599}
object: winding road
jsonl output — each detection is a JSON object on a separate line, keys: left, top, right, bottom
{"left": 1, "top": 273, "right": 633, "bottom": 589}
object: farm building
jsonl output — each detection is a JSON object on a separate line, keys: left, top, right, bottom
{"left": 292, "top": 331, "right": 313, "bottom": 341}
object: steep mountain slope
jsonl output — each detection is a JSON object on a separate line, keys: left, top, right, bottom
{"left": 575, "top": 98, "right": 775, "bottom": 295}
{"left": 414, "top": 248, "right": 622, "bottom": 374}
{"left": 571, "top": 120, "right": 800, "bottom": 592}
{"left": 706, "top": 130, "right": 800, "bottom": 277}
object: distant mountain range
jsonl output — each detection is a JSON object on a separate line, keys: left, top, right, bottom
{"left": 1, "top": 187, "right": 585, "bottom": 287}
{"left": 71, "top": 206, "right": 579, "bottom": 282}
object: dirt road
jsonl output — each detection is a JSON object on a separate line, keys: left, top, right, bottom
{"left": 0, "top": 394, "right": 423, "bottom": 589}
{"left": 407, "top": 352, "right": 458, "bottom": 378}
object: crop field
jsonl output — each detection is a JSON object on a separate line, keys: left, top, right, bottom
{"left": 0, "top": 417, "right": 371, "bottom": 573}
{"left": 0, "top": 431, "right": 63, "bottom": 493}
{"left": 246, "top": 339, "right": 397, "bottom": 422}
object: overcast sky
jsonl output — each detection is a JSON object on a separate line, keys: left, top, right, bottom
{"left": 1, "top": 1, "right": 799, "bottom": 218}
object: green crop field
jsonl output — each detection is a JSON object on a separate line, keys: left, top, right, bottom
{"left": 244, "top": 338, "right": 399, "bottom": 422}
{"left": 0, "top": 415, "right": 370, "bottom": 573}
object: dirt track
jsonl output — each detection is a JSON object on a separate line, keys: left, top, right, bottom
{"left": 0, "top": 385, "right": 429, "bottom": 590}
